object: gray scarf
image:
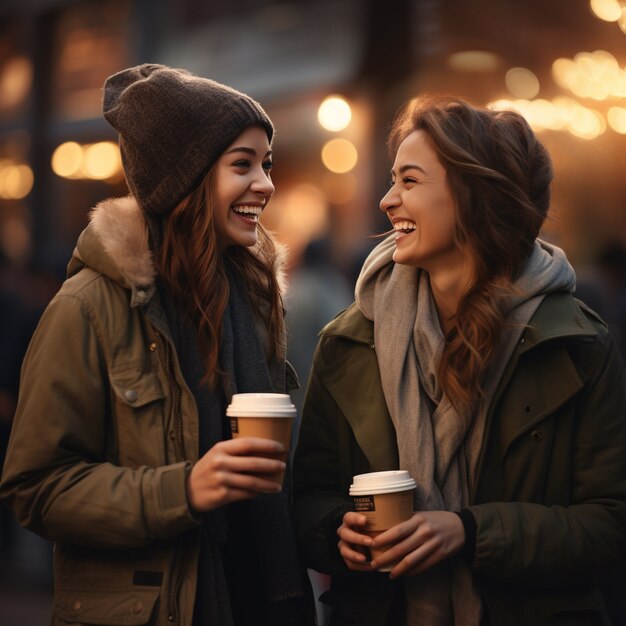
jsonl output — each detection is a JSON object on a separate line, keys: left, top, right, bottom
{"left": 355, "top": 236, "right": 576, "bottom": 626}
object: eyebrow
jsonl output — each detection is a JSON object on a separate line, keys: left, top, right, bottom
{"left": 224, "top": 146, "right": 273, "bottom": 158}
{"left": 390, "top": 163, "right": 427, "bottom": 177}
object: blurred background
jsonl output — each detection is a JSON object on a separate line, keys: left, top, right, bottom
{"left": 1, "top": 0, "right": 625, "bottom": 624}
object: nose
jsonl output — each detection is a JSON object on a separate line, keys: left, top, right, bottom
{"left": 379, "top": 185, "right": 398, "bottom": 213}
{"left": 251, "top": 170, "right": 275, "bottom": 198}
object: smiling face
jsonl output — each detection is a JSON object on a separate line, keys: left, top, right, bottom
{"left": 380, "top": 129, "right": 467, "bottom": 275}
{"left": 212, "top": 125, "right": 275, "bottom": 249}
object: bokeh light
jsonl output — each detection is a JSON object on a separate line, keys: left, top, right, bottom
{"left": 51, "top": 140, "right": 122, "bottom": 180}
{"left": 447, "top": 51, "right": 501, "bottom": 72}
{"left": 589, "top": 0, "right": 622, "bottom": 21}
{"left": 51, "top": 142, "right": 83, "bottom": 178}
{"left": 607, "top": 106, "right": 626, "bottom": 133}
{"left": 552, "top": 50, "right": 626, "bottom": 100}
{"left": 321, "top": 138, "right": 358, "bottom": 173}
{"left": 82, "top": 142, "right": 121, "bottom": 180}
{"left": 0, "top": 160, "right": 34, "bottom": 199}
{"left": 0, "top": 56, "right": 33, "bottom": 110}
{"left": 505, "top": 67, "right": 540, "bottom": 99}
{"left": 489, "top": 97, "right": 607, "bottom": 139}
{"left": 318, "top": 96, "right": 352, "bottom": 132}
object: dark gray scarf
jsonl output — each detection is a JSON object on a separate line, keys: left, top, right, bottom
{"left": 160, "top": 261, "right": 308, "bottom": 626}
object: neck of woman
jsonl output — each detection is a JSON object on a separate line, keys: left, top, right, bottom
{"left": 427, "top": 264, "right": 474, "bottom": 335}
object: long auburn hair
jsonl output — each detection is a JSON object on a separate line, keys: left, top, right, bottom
{"left": 157, "top": 169, "right": 285, "bottom": 389}
{"left": 388, "top": 96, "right": 552, "bottom": 412}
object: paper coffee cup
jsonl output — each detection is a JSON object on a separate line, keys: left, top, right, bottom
{"left": 349, "top": 470, "right": 416, "bottom": 570}
{"left": 226, "top": 393, "right": 296, "bottom": 485}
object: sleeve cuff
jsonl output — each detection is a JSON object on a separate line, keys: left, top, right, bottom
{"left": 455, "top": 508, "right": 477, "bottom": 565}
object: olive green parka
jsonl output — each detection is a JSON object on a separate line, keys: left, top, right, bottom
{"left": 293, "top": 296, "right": 626, "bottom": 626}
{"left": 0, "top": 196, "right": 301, "bottom": 626}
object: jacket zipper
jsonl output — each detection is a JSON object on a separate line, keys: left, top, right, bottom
{"left": 167, "top": 541, "right": 187, "bottom": 625}
{"left": 159, "top": 335, "right": 187, "bottom": 623}
{"left": 161, "top": 336, "right": 187, "bottom": 460}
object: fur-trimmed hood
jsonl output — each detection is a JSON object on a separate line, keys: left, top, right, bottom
{"left": 68, "top": 195, "right": 288, "bottom": 307}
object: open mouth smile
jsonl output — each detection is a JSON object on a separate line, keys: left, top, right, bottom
{"left": 231, "top": 204, "right": 264, "bottom": 222}
{"left": 393, "top": 220, "right": 416, "bottom": 238}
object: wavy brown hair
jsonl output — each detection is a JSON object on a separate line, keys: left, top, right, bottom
{"left": 157, "top": 170, "right": 285, "bottom": 389}
{"left": 388, "top": 96, "right": 552, "bottom": 412}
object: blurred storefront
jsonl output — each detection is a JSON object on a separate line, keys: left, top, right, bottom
{"left": 2, "top": 0, "right": 625, "bottom": 276}
{"left": 1, "top": 0, "right": 626, "bottom": 622}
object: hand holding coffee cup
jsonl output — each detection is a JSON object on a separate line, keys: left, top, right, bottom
{"left": 348, "top": 470, "right": 416, "bottom": 572}
{"left": 186, "top": 437, "right": 287, "bottom": 513}
{"left": 367, "top": 509, "right": 466, "bottom": 578}
{"left": 226, "top": 393, "right": 296, "bottom": 485}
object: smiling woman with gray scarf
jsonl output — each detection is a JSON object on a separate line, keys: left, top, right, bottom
{"left": 0, "top": 64, "right": 315, "bottom": 626}
{"left": 292, "top": 96, "right": 626, "bottom": 626}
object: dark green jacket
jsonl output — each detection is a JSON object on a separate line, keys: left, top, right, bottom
{"left": 293, "top": 294, "right": 626, "bottom": 626}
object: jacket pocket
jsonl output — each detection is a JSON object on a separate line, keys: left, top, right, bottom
{"left": 109, "top": 363, "right": 167, "bottom": 468}
{"left": 110, "top": 363, "right": 165, "bottom": 409}
{"left": 53, "top": 586, "right": 160, "bottom": 625}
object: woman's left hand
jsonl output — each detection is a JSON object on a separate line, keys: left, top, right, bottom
{"left": 370, "top": 511, "right": 465, "bottom": 578}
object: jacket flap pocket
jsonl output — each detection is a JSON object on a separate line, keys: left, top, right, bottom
{"left": 110, "top": 364, "right": 164, "bottom": 408}
{"left": 497, "top": 347, "right": 583, "bottom": 457}
{"left": 55, "top": 586, "right": 160, "bottom": 625}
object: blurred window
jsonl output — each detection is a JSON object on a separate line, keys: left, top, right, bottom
{"left": 51, "top": 0, "right": 131, "bottom": 120}
{"left": 0, "top": 21, "right": 31, "bottom": 122}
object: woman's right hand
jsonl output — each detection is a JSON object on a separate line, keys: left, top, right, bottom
{"left": 185, "top": 437, "right": 285, "bottom": 513}
{"left": 337, "top": 511, "right": 375, "bottom": 572}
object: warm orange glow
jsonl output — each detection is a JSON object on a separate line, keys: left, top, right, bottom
{"left": 589, "top": 0, "right": 622, "bottom": 22}
{"left": 269, "top": 183, "right": 329, "bottom": 253}
{"left": 322, "top": 172, "right": 357, "bottom": 204}
{"left": 552, "top": 51, "right": 626, "bottom": 100}
{"left": 489, "top": 97, "right": 606, "bottom": 139}
{"left": 608, "top": 106, "right": 626, "bottom": 133}
{"left": 82, "top": 142, "right": 121, "bottom": 180}
{"left": 447, "top": 51, "right": 501, "bottom": 72}
{"left": 0, "top": 160, "right": 34, "bottom": 199}
{"left": 0, "top": 215, "right": 31, "bottom": 263}
{"left": 619, "top": 7, "right": 626, "bottom": 33}
{"left": 321, "top": 138, "right": 358, "bottom": 173}
{"left": 505, "top": 67, "right": 540, "bottom": 99}
{"left": 52, "top": 140, "right": 122, "bottom": 180}
{"left": 0, "top": 57, "right": 33, "bottom": 110}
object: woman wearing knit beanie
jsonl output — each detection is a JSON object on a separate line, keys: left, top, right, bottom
{"left": 0, "top": 64, "right": 315, "bottom": 626}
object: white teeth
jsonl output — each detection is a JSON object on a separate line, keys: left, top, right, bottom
{"left": 394, "top": 220, "right": 416, "bottom": 231}
{"left": 232, "top": 205, "right": 263, "bottom": 217}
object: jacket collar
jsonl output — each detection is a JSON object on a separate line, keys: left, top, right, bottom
{"left": 517, "top": 291, "right": 600, "bottom": 351}
{"left": 68, "top": 196, "right": 156, "bottom": 307}
{"left": 67, "top": 195, "right": 289, "bottom": 308}
{"left": 322, "top": 301, "right": 374, "bottom": 345}
{"left": 322, "top": 291, "right": 600, "bottom": 349}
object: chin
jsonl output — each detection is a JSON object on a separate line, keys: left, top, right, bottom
{"left": 392, "top": 248, "right": 413, "bottom": 266}
{"left": 232, "top": 233, "right": 258, "bottom": 248}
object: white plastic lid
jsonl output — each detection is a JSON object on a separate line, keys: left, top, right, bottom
{"left": 349, "top": 470, "right": 416, "bottom": 495}
{"left": 226, "top": 393, "right": 296, "bottom": 417}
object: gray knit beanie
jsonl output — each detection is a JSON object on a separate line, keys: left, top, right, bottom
{"left": 103, "top": 63, "right": 274, "bottom": 214}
